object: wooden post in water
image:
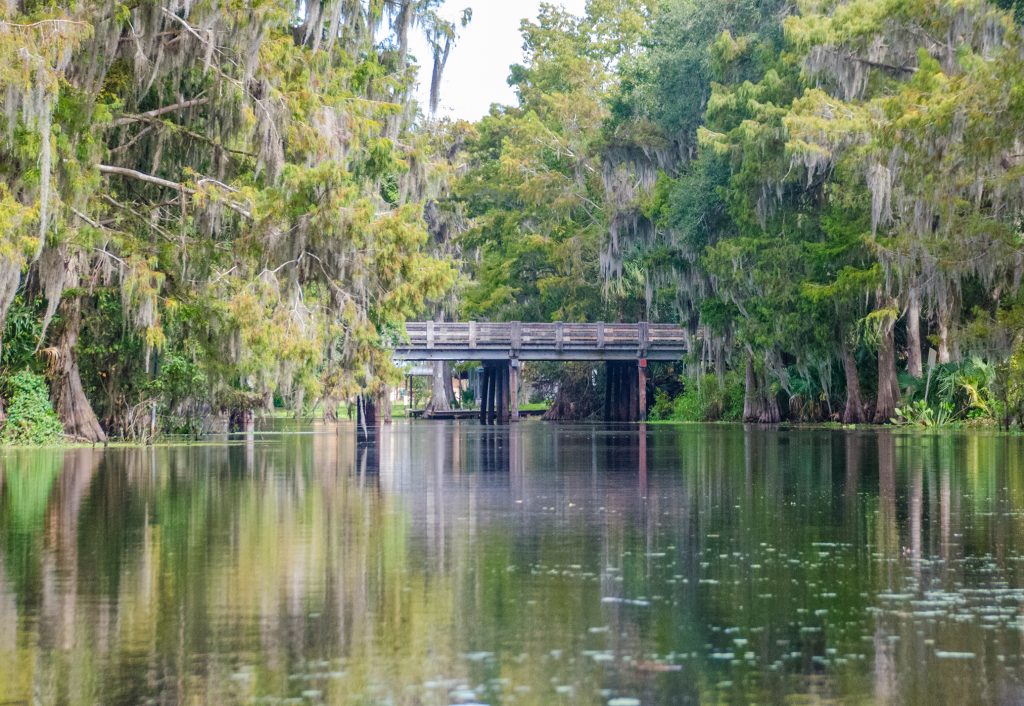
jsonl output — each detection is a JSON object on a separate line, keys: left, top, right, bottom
{"left": 604, "top": 362, "right": 613, "bottom": 421}
{"left": 626, "top": 360, "right": 634, "bottom": 422}
{"left": 486, "top": 365, "right": 497, "bottom": 425}
{"left": 638, "top": 359, "right": 648, "bottom": 422}
{"left": 479, "top": 365, "right": 491, "bottom": 424}
{"left": 510, "top": 360, "right": 520, "bottom": 421}
{"left": 617, "top": 362, "right": 630, "bottom": 422}
{"left": 497, "top": 363, "right": 509, "bottom": 424}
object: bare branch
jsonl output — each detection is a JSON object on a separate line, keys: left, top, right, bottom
{"left": 109, "top": 97, "right": 210, "bottom": 127}
{"left": 98, "top": 164, "right": 186, "bottom": 191}
{"left": 97, "top": 164, "right": 254, "bottom": 219}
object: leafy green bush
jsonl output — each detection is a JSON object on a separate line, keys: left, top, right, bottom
{"left": 650, "top": 373, "right": 743, "bottom": 422}
{"left": 891, "top": 399, "right": 954, "bottom": 427}
{"left": 147, "top": 352, "right": 209, "bottom": 436}
{"left": 896, "top": 358, "right": 1000, "bottom": 427}
{"left": 993, "top": 342, "right": 1024, "bottom": 429}
{"left": 1, "top": 370, "right": 65, "bottom": 446}
{"left": 0, "top": 296, "right": 44, "bottom": 372}
{"left": 933, "top": 358, "right": 995, "bottom": 419}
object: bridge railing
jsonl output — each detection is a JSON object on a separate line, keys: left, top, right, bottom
{"left": 399, "top": 321, "right": 687, "bottom": 354}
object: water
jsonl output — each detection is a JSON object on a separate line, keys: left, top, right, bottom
{"left": 1, "top": 423, "right": 1023, "bottom": 705}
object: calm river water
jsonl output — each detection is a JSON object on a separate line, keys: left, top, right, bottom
{"left": 2, "top": 423, "right": 1024, "bottom": 705}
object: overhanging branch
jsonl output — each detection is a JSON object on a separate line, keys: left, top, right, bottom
{"left": 97, "top": 164, "right": 253, "bottom": 220}
{"left": 109, "top": 97, "right": 210, "bottom": 128}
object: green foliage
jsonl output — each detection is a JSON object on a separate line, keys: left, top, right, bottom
{"left": 453, "top": 1, "right": 652, "bottom": 326}
{"left": 934, "top": 359, "right": 997, "bottom": 419}
{"left": 0, "top": 0, "right": 463, "bottom": 439}
{"left": 1, "top": 370, "right": 64, "bottom": 445}
{"left": 891, "top": 399, "right": 954, "bottom": 427}
{"left": 649, "top": 373, "right": 743, "bottom": 422}
{"left": 598, "top": 0, "right": 1024, "bottom": 424}
{"left": 0, "top": 296, "right": 44, "bottom": 374}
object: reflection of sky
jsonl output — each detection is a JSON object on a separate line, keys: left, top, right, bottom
{"left": 410, "top": 0, "right": 589, "bottom": 121}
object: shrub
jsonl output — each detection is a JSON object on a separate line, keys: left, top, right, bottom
{"left": 650, "top": 373, "right": 744, "bottom": 422}
{"left": 1, "top": 370, "right": 65, "bottom": 445}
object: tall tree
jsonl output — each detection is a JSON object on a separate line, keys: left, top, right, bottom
{"left": 0, "top": 0, "right": 462, "bottom": 438}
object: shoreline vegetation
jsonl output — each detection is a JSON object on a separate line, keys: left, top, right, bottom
{"left": 3, "top": 418, "right": 1022, "bottom": 454}
{"left": 2, "top": 0, "right": 1024, "bottom": 446}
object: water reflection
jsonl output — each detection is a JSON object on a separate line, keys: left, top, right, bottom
{"left": 1, "top": 425, "right": 1024, "bottom": 705}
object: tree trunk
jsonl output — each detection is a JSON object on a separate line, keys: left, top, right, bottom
{"left": 322, "top": 395, "right": 340, "bottom": 422}
{"left": 874, "top": 314, "right": 900, "bottom": 424}
{"left": 48, "top": 287, "right": 106, "bottom": 443}
{"left": 906, "top": 285, "right": 923, "bottom": 378}
{"left": 426, "top": 361, "right": 454, "bottom": 413}
{"left": 937, "top": 303, "right": 952, "bottom": 365}
{"left": 759, "top": 383, "right": 781, "bottom": 424}
{"left": 842, "top": 341, "right": 866, "bottom": 424}
{"left": 0, "top": 256, "right": 20, "bottom": 347}
{"left": 744, "top": 358, "right": 780, "bottom": 424}
{"left": 378, "top": 390, "right": 392, "bottom": 424}
{"left": 744, "top": 358, "right": 759, "bottom": 422}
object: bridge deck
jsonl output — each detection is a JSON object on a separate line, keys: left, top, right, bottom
{"left": 393, "top": 322, "right": 688, "bottom": 362}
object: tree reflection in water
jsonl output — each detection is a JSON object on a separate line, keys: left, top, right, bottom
{"left": 1, "top": 425, "right": 1024, "bottom": 705}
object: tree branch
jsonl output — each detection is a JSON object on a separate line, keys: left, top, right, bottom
{"left": 109, "top": 97, "right": 210, "bottom": 128}
{"left": 97, "top": 164, "right": 253, "bottom": 220}
{"left": 98, "top": 164, "right": 186, "bottom": 191}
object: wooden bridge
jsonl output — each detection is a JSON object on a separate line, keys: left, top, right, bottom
{"left": 390, "top": 322, "right": 689, "bottom": 425}
{"left": 393, "top": 322, "right": 688, "bottom": 362}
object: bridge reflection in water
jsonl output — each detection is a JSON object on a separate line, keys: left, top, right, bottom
{"left": 2, "top": 425, "right": 1024, "bottom": 704}
{"left": 355, "top": 421, "right": 649, "bottom": 493}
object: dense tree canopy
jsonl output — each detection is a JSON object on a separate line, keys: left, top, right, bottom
{"left": 2, "top": 0, "right": 1024, "bottom": 439}
{"left": 0, "top": 0, "right": 463, "bottom": 439}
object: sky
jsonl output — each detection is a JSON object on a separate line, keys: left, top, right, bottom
{"left": 410, "top": 0, "right": 588, "bottom": 121}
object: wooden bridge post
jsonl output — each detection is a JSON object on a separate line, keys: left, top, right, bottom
{"left": 638, "top": 359, "right": 648, "bottom": 422}
{"left": 479, "top": 365, "right": 491, "bottom": 424}
{"left": 619, "top": 362, "right": 631, "bottom": 421}
{"left": 510, "top": 360, "right": 520, "bottom": 421}
{"left": 604, "top": 362, "right": 613, "bottom": 421}
{"left": 629, "top": 367, "right": 639, "bottom": 421}
{"left": 497, "top": 362, "right": 509, "bottom": 424}
{"left": 486, "top": 365, "right": 497, "bottom": 424}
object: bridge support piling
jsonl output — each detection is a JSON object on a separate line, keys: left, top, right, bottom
{"left": 478, "top": 362, "right": 515, "bottom": 424}
{"left": 629, "top": 363, "right": 640, "bottom": 421}
{"left": 510, "top": 361, "right": 520, "bottom": 421}
{"left": 605, "top": 361, "right": 645, "bottom": 422}
{"left": 638, "top": 359, "right": 648, "bottom": 422}
{"left": 479, "top": 366, "right": 491, "bottom": 424}
{"left": 485, "top": 364, "right": 497, "bottom": 424}
{"left": 615, "top": 362, "right": 626, "bottom": 421}
{"left": 604, "top": 365, "right": 613, "bottom": 420}
{"left": 500, "top": 362, "right": 511, "bottom": 423}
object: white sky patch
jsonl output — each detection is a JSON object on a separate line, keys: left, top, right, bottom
{"left": 411, "top": 0, "right": 588, "bottom": 121}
